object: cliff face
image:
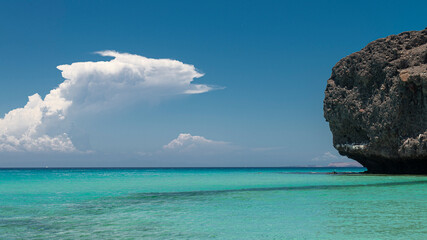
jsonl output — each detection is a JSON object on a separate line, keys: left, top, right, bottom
{"left": 324, "top": 28, "right": 427, "bottom": 174}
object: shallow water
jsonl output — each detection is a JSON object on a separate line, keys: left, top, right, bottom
{"left": 0, "top": 168, "right": 426, "bottom": 239}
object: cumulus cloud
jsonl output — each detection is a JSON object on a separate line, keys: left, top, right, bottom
{"left": 0, "top": 51, "right": 215, "bottom": 152}
{"left": 327, "top": 162, "right": 362, "bottom": 167}
{"left": 163, "top": 133, "right": 229, "bottom": 153}
{"left": 311, "top": 151, "right": 349, "bottom": 163}
{"left": 312, "top": 151, "right": 361, "bottom": 167}
{"left": 312, "top": 151, "right": 339, "bottom": 161}
{"left": 0, "top": 93, "right": 75, "bottom": 152}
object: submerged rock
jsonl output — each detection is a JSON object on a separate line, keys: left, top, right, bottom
{"left": 324, "top": 28, "right": 427, "bottom": 174}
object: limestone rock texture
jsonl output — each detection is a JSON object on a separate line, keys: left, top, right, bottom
{"left": 324, "top": 28, "right": 427, "bottom": 174}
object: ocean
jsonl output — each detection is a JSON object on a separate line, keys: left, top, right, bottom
{"left": 0, "top": 168, "right": 426, "bottom": 239}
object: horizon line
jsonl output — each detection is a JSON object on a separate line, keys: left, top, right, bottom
{"left": 0, "top": 166, "right": 365, "bottom": 169}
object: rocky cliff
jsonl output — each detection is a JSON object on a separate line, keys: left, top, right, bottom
{"left": 324, "top": 28, "right": 427, "bottom": 174}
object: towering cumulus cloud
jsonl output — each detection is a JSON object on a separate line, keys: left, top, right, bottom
{"left": 0, "top": 51, "right": 213, "bottom": 152}
{"left": 163, "top": 133, "right": 229, "bottom": 154}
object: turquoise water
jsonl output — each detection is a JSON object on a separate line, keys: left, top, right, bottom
{"left": 0, "top": 168, "right": 426, "bottom": 239}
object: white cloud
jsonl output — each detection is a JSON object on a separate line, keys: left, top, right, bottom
{"left": 327, "top": 162, "right": 362, "bottom": 167}
{"left": 323, "top": 151, "right": 339, "bottom": 159}
{"left": 0, "top": 51, "right": 215, "bottom": 152}
{"left": 312, "top": 151, "right": 361, "bottom": 167}
{"left": 163, "top": 133, "right": 229, "bottom": 153}
{"left": 312, "top": 151, "right": 339, "bottom": 161}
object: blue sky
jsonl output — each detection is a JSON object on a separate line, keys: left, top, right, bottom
{"left": 0, "top": 0, "right": 426, "bottom": 167}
